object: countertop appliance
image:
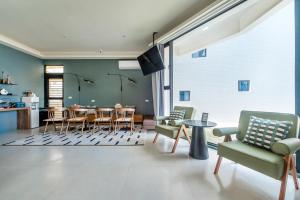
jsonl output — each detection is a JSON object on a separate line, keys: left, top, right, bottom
{"left": 22, "top": 96, "right": 39, "bottom": 128}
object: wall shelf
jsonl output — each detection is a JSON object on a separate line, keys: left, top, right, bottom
{"left": 0, "top": 95, "right": 18, "bottom": 97}
{"left": 0, "top": 83, "right": 17, "bottom": 86}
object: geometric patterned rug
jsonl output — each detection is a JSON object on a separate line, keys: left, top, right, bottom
{"left": 2, "top": 126, "right": 146, "bottom": 146}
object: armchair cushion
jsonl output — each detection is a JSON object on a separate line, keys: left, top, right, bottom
{"left": 213, "top": 127, "right": 240, "bottom": 137}
{"left": 271, "top": 138, "right": 300, "bottom": 156}
{"left": 243, "top": 116, "right": 293, "bottom": 150}
{"left": 169, "top": 110, "right": 185, "bottom": 120}
{"left": 218, "top": 140, "right": 284, "bottom": 180}
{"left": 155, "top": 124, "right": 192, "bottom": 139}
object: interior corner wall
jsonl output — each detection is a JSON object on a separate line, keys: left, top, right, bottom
{"left": 0, "top": 44, "right": 44, "bottom": 106}
{"left": 43, "top": 59, "right": 154, "bottom": 115}
{"left": 294, "top": 0, "right": 300, "bottom": 173}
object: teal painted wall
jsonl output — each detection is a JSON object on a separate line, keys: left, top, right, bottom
{"left": 43, "top": 59, "right": 154, "bottom": 115}
{"left": 0, "top": 44, "right": 44, "bottom": 105}
{"left": 0, "top": 44, "right": 44, "bottom": 133}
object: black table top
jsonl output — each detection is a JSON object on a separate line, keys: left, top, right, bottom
{"left": 183, "top": 120, "right": 217, "bottom": 127}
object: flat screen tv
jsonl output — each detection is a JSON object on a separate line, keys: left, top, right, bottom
{"left": 137, "top": 45, "right": 164, "bottom": 76}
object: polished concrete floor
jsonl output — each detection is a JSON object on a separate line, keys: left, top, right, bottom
{"left": 0, "top": 128, "right": 299, "bottom": 200}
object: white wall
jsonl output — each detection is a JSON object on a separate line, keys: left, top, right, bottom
{"left": 173, "top": 2, "right": 295, "bottom": 127}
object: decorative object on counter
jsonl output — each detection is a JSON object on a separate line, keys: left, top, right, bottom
{"left": 0, "top": 88, "right": 8, "bottom": 95}
{"left": 0, "top": 71, "right": 16, "bottom": 85}
{"left": 0, "top": 71, "right": 4, "bottom": 83}
{"left": 9, "top": 102, "right": 25, "bottom": 108}
{"left": 23, "top": 90, "right": 37, "bottom": 97}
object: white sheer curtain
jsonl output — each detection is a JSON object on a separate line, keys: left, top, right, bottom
{"left": 152, "top": 71, "right": 164, "bottom": 117}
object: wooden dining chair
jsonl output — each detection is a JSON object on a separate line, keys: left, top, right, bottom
{"left": 92, "top": 108, "right": 114, "bottom": 133}
{"left": 43, "top": 107, "right": 68, "bottom": 134}
{"left": 114, "top": 108, "right": 135, "bottom": 133}
{"left": 65, "top": 108, "right": 88, "bottom": 134}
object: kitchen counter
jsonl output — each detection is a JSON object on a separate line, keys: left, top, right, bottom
{"left": 0, "top": 107, "right": 31, "bottom": 133}
{"left": 0, "top": 107, "right": 30, "bottom": 112}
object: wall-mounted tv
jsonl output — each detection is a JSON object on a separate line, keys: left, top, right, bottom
{"left": 137, "top": 45, "right": 165, "bottom": 76}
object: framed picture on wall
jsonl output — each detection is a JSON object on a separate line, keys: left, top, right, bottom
{"left": 238, "top": 80, "right": 250, "bottom": 92}
{"left": 179, "top": 91, "right": 190, "bottom": 101}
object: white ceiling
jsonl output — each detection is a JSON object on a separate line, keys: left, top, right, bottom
{"left": 0, "top": 0, "right": 215, "bottom": 58}
{"left": 174, "top": 0, "right": 286, "bottom": 55}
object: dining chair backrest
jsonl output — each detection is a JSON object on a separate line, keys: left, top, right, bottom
{"left": 47, "top": 107, "right": 68, "bottom": 119}
{"left": 68, "top": 108, "right": 88, "bottom": 118}
{"left": 116, "top": 108, "right": 135, "bottom": 119}
{"left": 96, "top": 108, "right": 114, "bottom": 118}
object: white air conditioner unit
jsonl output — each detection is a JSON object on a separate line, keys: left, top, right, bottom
{"left": 118, "top": 60, "right": 140, "bottom": 70}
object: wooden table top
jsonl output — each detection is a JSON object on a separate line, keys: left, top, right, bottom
{"left": 0, "top": 107, "right": 30, "bottom": 112}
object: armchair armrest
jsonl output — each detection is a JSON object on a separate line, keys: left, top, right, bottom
{"left": 271, "top": 138, "right": 300, "bottom": 156}
{"left": 213, "top": 127, "right": 240, "bottom": 137}
{"left": 168, "top": 120, "right": 185, "bottom": 127}
{"left": 155, "top": 116, "right": 169, "bottom": 121}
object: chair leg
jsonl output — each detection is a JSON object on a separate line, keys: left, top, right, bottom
{"left": 182, "top": 125, "right": 191, "bottom": 144}
{"left": 81, "top": 121, "right": 85, "bottom": 134}
{"left": 92, "top": 122, "right": 96, "bottom": 134}
{"left": 114, "top": 121, "right": 117, "bottom": 133}
{"left": 52, "top": 121, "right": 56, "bottom": 132}
{"left": 153, "top": 133, "right": 159, "bottom": 144}
{"left": 290, "top": 156, "right": 299, "bottom": 190}
{"left": 65, "top": 121, "right": 70, "bottom": 134}
{"left": 130, "top": 121, "right": 133, "bottom": 134}
{"left": 214, "top": 156, "right": 223, "bottom": 175}
{"left": 109, "top": 121, "right": 112, "bottom": 132}
{"left": 60, "top": 121, "right": 64, "bottom": 135}
{"left": 43, "top": 121, "right": 49, "bottom": 135}
{"left": 279, "top": 155, "right": 292, "bottom": 200}
{"left": 171, "top": 125, "right": 183, "bottom": 153}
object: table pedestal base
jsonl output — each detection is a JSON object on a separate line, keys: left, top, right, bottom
{"left": 189, "top": 126, "right": 209, "bottom": 160}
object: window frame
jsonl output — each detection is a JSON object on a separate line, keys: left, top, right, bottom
{"left": 44, "top": 65, "right": 64, "bottom": 108}
{"left": 162, "top": 42, "right": 173, "bottom": 113}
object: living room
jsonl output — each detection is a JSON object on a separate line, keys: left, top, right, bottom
{"left": 0, "top": 0, "right": 299, "bottom": 200}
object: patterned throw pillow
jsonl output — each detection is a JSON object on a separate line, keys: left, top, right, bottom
{"left": 169, "top": 110, "right": 186, "bottom": 120}
{"left": 243, "top": 116, "right": 293, "bottom": 150}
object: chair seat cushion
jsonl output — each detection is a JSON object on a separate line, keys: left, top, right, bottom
{"left": 115, "top": 118, "right": 132, "bottom": 122}
{"left": 218, "top": 141, "right": 284, "bottom": 180}
{"left": 155, "top": 124, "right": 192, "bottom": 139}
{"left": 67, "top": 117, "right": 87, "bottom": 122}
{"left": 44, "top": 118, "right": 66, "bottom": 122}
{"left": 94, "top": 117, "right": 111, "bottom": 122}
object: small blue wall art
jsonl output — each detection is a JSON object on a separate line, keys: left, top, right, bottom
{"left": 238, "top": 80, "right": 250, "bottom": 92}
{"left": 179, "top": 91, "right": 190, "bottom": 101}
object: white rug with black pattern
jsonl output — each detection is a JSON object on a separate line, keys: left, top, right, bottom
{"left": 2, "top": 126, "right": 146, "bottom": 146}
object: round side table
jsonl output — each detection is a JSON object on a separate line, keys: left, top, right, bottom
{"left": 183, "top": 120, "right": 217, "bottom": 160}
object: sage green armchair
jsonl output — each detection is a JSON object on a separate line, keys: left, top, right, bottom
{"left": 153, "top": 106, "right": 195, "bottom": 153}
{"left": 213, "top": 110, "right": 300, "bottom": 200}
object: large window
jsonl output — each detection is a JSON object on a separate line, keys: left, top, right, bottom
{"left": 172, "top": 2, "right": 295, "bottom": 145}
{"left": 45, "top": 66, "right": 64, "bottom": 109}
{"left": 163, "top": 45, "right": 171, "bottom": 115}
